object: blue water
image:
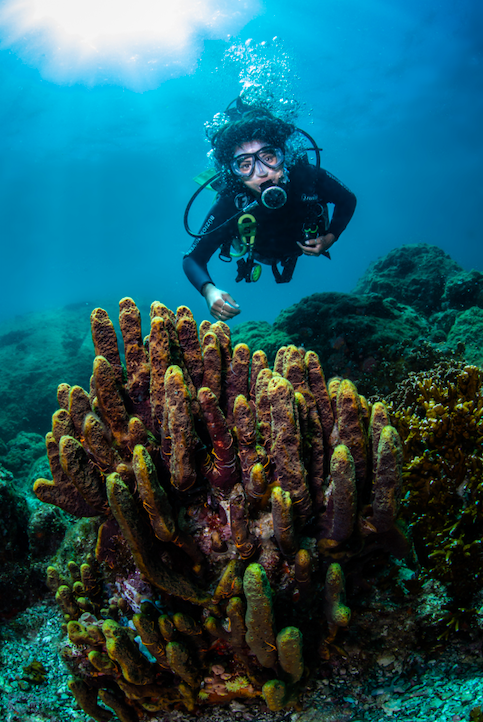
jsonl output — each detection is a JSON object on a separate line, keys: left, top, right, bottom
{"left": 0, "top": 0, "right": 481, "bottom": 326}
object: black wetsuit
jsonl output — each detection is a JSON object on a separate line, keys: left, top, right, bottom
{"left": 183, "top": 163, "right": 356, "bottom": 292}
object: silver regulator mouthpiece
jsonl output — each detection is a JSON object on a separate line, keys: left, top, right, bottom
{"left": 259, "top": 181, "right": 288, "bottom": 210}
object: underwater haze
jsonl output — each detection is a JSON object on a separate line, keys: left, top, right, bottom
{"left": 0, "top": 0, "right": 482, "bottom": 326}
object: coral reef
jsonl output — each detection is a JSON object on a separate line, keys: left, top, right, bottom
{"left": 0, "top": 459, "right": 69, "bottom": 618}
{"left": 232, "top": 244, "right": 483, "bottom": 395}
{"left": 388, "top": 362, "right": 483, "bottom": 635}
{"left": 0, "top": 431, "right": 46, "bottom": 476}
{"left": 447, "top": 307, "right": 483, "bottom": 367}
{"left": 442, "top": 269, "right": 483, "bottom": 311}
{"left": 34, "top": 298, "right": 408, "bottom": 719}
{"left": 233, "top": 291, "right": 436, "bottom": 396}
{"left": 0, "top": 302, "right": 108, "bottom": 442}
{"left": 0, "top": 426, "right": 70, "bottom": 618}
{"left": 352, "top": 243, "right": 462, "bottom": 316}
{"left": 0, "top": 474, "right": 30, "bottom": 615}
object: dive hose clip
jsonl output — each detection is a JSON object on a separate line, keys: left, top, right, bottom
{"left": 234, "top": 212, "right": 261, "bottom": 282}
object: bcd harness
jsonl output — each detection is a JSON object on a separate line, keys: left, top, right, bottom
{"left": 221, "top": 201, "right": 330, "bottom": 284}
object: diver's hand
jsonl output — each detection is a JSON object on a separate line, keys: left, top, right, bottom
{"left": 297, "top": 233, "right": 336, "bottom": 257}
{"left": 202, "top": 284, "right": 241, "bottom": 322}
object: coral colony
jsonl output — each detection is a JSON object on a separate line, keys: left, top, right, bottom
{"left": 33, "top": 298, "right": 408, "bottom": 720}
{"left": 388, "top": 362, "right": 483, "bottom": 634}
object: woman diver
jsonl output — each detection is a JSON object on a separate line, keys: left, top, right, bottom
{"left": 182, "top": 103, "right": 357, "bottom": 321}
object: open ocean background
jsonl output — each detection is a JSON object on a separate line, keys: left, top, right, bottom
{"left": 0, "top": 0, "right": 482, "bottom": 326}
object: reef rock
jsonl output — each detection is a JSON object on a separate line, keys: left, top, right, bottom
{"left": 0, "top": 431, "right": 46, "bottom": 477}
{"left": 352, "top": 243, "right": 462, "bottom": 316}
{"left": 442, "top": 269, "right": 483, "bottom": 311}
{"left": 233, "top": 291, "right": 433, "bottom": 396}
{"left": 446, "top": 307, "right": 483, "bottom": 366}
{"left": 0, "top": 455, "right": 69, "bottom": 618}
{"left": 0, "top": 474, "right": 31, "bottom": 615}
{"left": 0, "top": 304, "right": 98, "bottom": 442}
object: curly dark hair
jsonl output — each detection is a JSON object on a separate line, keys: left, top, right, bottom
{"left": 211, "top": 108, "right": 295, "bottom": 169}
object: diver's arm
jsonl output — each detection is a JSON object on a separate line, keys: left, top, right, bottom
{"left": 295, "top": 169, "right": 354, "bottom": 258}
{"left": 182, "top": 201, "right": 226, "bottom": 292}
{"left": 182, "top": 198, "right": 241, "bottom": 320}
{"left": 182, "top": 253, "right": 214, "bottom": 293}
{"left": 319, "top": 170, "right": 357, "bottom": 240}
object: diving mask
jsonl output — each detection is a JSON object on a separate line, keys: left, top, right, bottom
{"left": 230, "top": 146, "right": 285, "bottom": 178}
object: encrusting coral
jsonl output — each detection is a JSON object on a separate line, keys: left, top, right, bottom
{"left": 34, "top": 298, "right": 408, "bottom": 719}
{"left": 388, "top": 362, "right": 483, "bottom": 635}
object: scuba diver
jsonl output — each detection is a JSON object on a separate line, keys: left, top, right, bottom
{"left": 182, "top": 99, "right": 357, "bottom": 321}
